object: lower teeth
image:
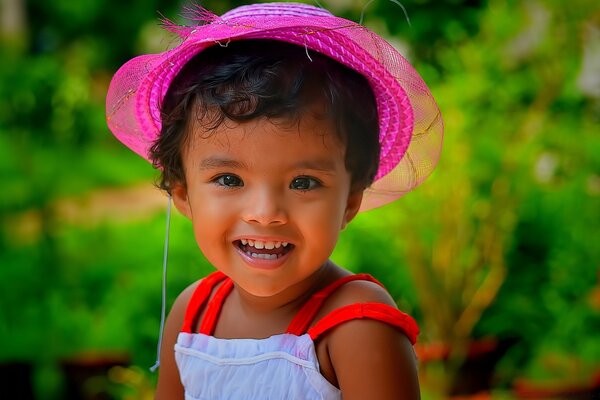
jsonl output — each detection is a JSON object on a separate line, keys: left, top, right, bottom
{"left": 247, "top": 251, "right": 278, "bottom": 260}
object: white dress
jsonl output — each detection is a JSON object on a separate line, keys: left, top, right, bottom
{"left": 174, "top": 271, "right": 418, "bottom": 400}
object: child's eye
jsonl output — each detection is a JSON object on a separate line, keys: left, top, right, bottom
{"left": 213, "top": 174, "right": 243, "bottom": 188}
{"left": 290, "top": 176, "right": 321, "bottom": 191}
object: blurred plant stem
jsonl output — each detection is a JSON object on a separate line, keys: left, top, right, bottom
{"left": 402, "top": 0, "right": 596, "bottom": 393}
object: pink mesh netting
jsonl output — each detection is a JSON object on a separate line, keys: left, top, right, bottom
{"left": 106, "top": 2, "right": 443, "bottom": 211}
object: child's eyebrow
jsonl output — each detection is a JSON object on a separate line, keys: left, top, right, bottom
{"left": 292, "top": 160, "right": 337, "bottom": 174}
{"left": 198, "top": 157, "right": 337, "bottom": 173}
{"left": 199, "top": 157, "right": 248, "bottom": 170}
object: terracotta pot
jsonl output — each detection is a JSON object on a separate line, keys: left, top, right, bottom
{"left": 416, "top": 337, "right": 519, "bottom": 395}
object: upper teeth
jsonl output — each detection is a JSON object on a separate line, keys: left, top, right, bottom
{"left": 240, "top": 239, "right": 289, "bottom": 249}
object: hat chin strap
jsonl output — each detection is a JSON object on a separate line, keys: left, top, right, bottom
{"left": 150, "top": 194, "right": 172, "bottom": 372}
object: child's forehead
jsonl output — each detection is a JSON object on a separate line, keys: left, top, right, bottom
{"left": 184, "top": 114, "right": 345, "bottom": 161}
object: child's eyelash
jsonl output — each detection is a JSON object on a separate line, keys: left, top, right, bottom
{"left": 290, "top": 176, "right": 323, "bottom": 191}
{"left": 208, "top": 174, "right": 324, "bottom": 191}
{"left": 210, "top": 174, "right": 244, "bottom": 188}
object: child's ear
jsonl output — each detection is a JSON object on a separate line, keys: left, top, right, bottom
{"left": 341, "top": 190, "right": 363, "bottom": 229}
{"left": 170, "top": 182, "right": 193, "bottom": 220}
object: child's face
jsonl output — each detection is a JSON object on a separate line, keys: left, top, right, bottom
{"left": 171, "top": 111, "right": 363, "bottom": 297}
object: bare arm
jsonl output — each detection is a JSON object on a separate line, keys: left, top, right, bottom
{"left": 154, "top": 281, "right": 200, "bottom": 400}
{"left": 321, "top": 280, "right": 420, "bottom": 399}
{"left": 328, "top": 319, "right": 420, "bottom": 399}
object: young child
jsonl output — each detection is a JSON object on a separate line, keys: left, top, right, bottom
{"left": 106, "top": 2, "right": 442, "bottom": 399}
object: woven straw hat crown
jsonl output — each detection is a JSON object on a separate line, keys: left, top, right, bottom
{"left": 106, "top": 2, "right": 443, "bottom": 210}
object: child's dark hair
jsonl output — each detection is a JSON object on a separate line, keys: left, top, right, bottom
{"left": 150, "top": 39, "right": 380, "bottom": 194}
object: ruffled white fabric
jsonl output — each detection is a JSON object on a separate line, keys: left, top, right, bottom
{"left": 175, "top": 332, "right": 341, "bottom": 400}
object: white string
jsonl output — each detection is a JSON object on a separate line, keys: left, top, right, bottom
{"left": 150, "top": 194, "right": 172, "bottom": 372}
{"left": 359, "top": 0, "right": 375, "bottom": 25}
{"left": 389, "top": 0, "right": 411, "bottom": 27}
{"left": 304, "top": 43, "right": 314, "bottom": 62}
{"left": 360, "top": 0, "right": 411, "bottom": 27}
{"left": 312, "top": 0, "right": 325, "bottom": 9}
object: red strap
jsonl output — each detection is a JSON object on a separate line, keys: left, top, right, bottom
{"left": 181, "top": 271, "right": 227, "bottom": 333}
{"left": 307, "top": 302, "right": 419, "bottom": 345}
{"left": 198, "top": 278, "right": 234, "bottom": 335}
{"left": 286, "top": 274, "right": 383, "bottom": 335}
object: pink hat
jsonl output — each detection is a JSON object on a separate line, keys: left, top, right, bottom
{"left": 106, "top": 2, "right": 443, "bottom": 210}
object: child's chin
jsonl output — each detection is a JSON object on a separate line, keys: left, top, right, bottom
{"left": 237, "top": 280, "right": 290, "bottom": 298}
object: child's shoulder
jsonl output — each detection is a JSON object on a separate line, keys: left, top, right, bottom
{"left": 172, "top": 271, "right": 227, "bottom": 309}
{"left": 315, "top": 270, "right": 417, "bottom": 343}
{"left": 318, "top": 271, "right": 398, "bottom": 315}
{"left": 168, "top": 278, "right": 206, "bottom": 324}
{"left": 310, "top": 269, "right": 420, "bottom": 343}
{"left": 177, "top": 278, "right": 204, "bottom": 303}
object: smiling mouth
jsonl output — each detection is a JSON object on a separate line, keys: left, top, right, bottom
{"left": 234, "top": 239, "right": 294, "bottom": 260}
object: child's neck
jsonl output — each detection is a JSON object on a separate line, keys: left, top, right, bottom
{"left": 234, "top": 262, "right": 332, "bottom": 315}
{"left": 213, "top": 261, "right": 347, "bottom": 339}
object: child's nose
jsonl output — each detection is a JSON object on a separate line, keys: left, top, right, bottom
{"left": 242, "top": 186, "right": 288, "bottom": 226}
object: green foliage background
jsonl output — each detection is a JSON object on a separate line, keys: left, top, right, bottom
{"left": 1, "top": 0, "right": 599, "bottom": 398}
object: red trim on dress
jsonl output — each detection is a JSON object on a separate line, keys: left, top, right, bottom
{"left": 180, "top": 271, "right": 419, "bottom": 344}
{"left": 307, "top": 302, "right": 419, "bottom": 345}
{"left": 285, "top": 274, "right": 382, "bottom": 335}
{"left": 181, "top": 271, "right": 227, "bottom": 333}
{"left": 199, "top": 278, "right": 234, "bottom": 335}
